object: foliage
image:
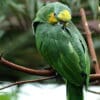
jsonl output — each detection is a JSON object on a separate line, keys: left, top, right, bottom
{"left": 0, "top": 0, "right": 45, "bottom": 81}
{"left": 0, "top": 93, "right": 12, "bottom": 100}
{"left": 58, "top": 0, "right": 99, "bottom": 18}
{"left": 88, "top": 0, "right": 99, "bottom": 18}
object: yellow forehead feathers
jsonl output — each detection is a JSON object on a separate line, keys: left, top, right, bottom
{"left": 48, "top": 13, "right": 57, "bottom": 24}
{"left": 48, "top": 10, "right": 71, "bottom": 23}
{"left": 57, "top": 10, "right": 71, "bottom": 22}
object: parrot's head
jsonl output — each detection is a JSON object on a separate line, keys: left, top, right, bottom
{"left": 48, "top": 9, "right": 71, "bottom": 24}
{"left": 35, "top": 2, "right": 71, "bottom": 23}
{"left": 47, "top": 2, "right": 72, "bottom": 24}
{"left": 33, "top": 2, "right": 72, "bottom": 31}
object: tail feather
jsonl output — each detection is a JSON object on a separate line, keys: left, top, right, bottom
{"left": 67, "top": 82, "right": 83, "bottom": 100}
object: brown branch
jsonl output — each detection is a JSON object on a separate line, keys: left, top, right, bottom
{"left": 0, "top": 76, "right": 56, "bottom": 90}
{"left": 0, "top": 57, "right": 55, "bottom": 76}
{"left": 80, "top": 8, "right": 100, "bottom": 74}
{"left": 90, "top": 74, "right": 100, "bottom": 81}
{"left": 0, "top": 56, "right": 100, "bottom": 81}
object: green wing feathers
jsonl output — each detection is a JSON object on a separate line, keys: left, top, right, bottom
{"left": 35, "top": 23, "right": 90, "bottom": 86}
{"left": 67, "top": 21, "right": 90, "bottom": 87}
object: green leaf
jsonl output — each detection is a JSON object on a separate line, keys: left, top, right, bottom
{"left": 8, "top": 1, "right": 25, "bottom": 14}
{"left": 0, "top": 94, "right": 11, "bottom": 100}
{"left": 88, "top": 0, "right": 99, "bottom": 18}
{"left": 26, "top": 0, "right": 44, "bottom": 20}
{"left": 26, "top": 0, "right": 35, "bottom": 19}
{"left": 0, "top": 30, "right": 5, "bottom": 38}
{"left": 0, "top": 16, "right": 5, "bottom": 22}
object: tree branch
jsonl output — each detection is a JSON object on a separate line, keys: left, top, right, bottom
{"left": 0, "top": 55, "right": 100, "bottom": 82}
{"left": 0, "top": 76, "right": 56, "bottom": 90}
{"left": 0, "top": 57, "right": 55, "bottom": 76}
{"left": 80, "top": 8, "right": 100, "bottom": 74}
{"left": 90, "top": 74, "right": 100, "bottom": 81}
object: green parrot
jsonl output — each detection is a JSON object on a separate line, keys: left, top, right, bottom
{"left": 33, "top": 2, "right": 90, "bottom": 100}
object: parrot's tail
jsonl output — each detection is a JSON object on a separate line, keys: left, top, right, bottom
{"left": 67, "top": 82, "right": 83, "bottom": 100}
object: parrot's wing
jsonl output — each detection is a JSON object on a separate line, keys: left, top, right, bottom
{"left": 66, "top": 21, "right": 90, "bottom": 87}
{"left": 35, "top": 23, "right": 88, "bottom": 86}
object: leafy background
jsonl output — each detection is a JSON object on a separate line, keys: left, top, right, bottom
{"left": 0, "top": 0, "right": 100, "bottom": 99}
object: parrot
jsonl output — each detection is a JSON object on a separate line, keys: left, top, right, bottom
{"left": 33, "top": 2, "right": 90, "bottom": 100}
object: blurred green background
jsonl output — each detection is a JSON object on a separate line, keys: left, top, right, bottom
{"left": 0, "top": 0, "right": 100, "bottom": 99}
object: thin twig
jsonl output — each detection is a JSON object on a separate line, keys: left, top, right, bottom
{"left": 0, "top": 76, "right": 56, "bottom": 90}
{"left": 87, "top": 89, "right": 100, "bottom": 95}
{"left": 0, "top": 57, "right": 55, "bottom": 76}
{"left": 90, "top": 74, "right": 100, "bottom": 80}
{"left": 90, "top": 80, "right": 100, "bottom": 85}
{"left": 80, "top": 8, "right": 100, "bottom": 74}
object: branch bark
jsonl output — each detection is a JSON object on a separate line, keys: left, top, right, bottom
{"left": 80, "top": 8, "right": 100, "bottom": 74}
{"left": 0, "top": 57, "right": 55, "bottom": 76}
{"left": 0, "top": 76, "right": 56, "bottom": 90}
{"left": 90, "top": 74, "right": 100, "bottom": 81}
{"left": 0, "top": 56, "right": 100, "bottom": 81}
